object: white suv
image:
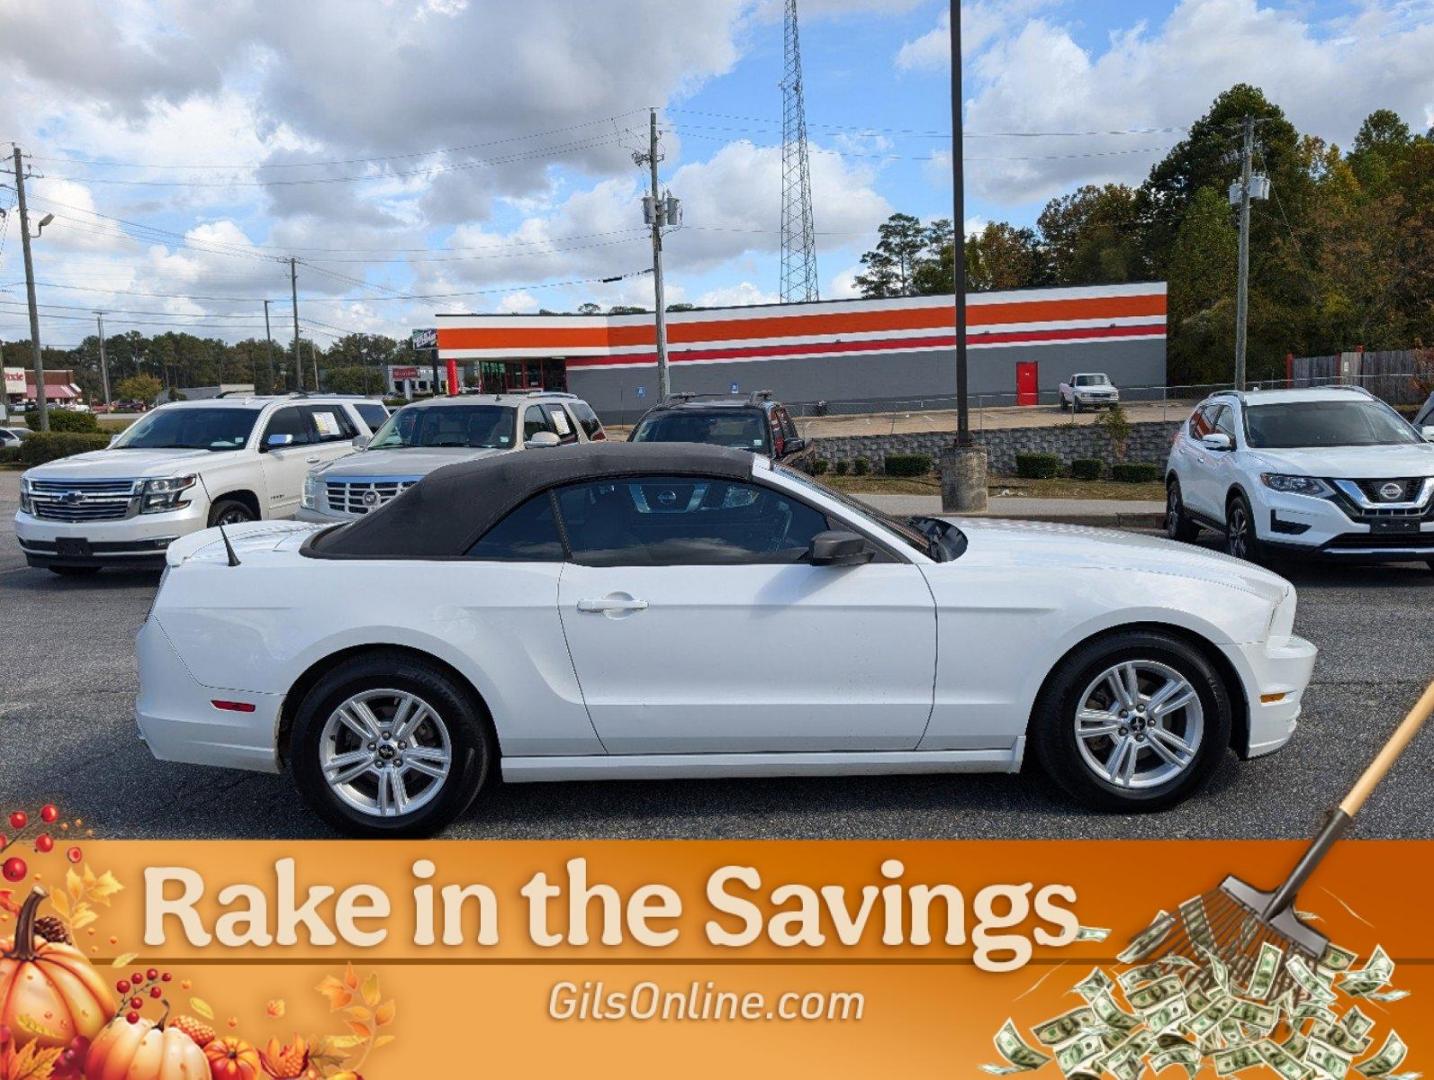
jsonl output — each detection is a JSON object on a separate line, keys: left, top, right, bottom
{"left": 16, "top": 395, "right": 383, "bottom": 575}
{"left": 299, "top": 392, "right": 604, "bottom": 523}
{"left": 1164, "top": 386, "right": 1434, "bottom": 567}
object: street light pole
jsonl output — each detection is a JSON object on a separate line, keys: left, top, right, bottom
{"left": 12, "top": 145, "right": 48, "bottom": 431}
{"left": 939, "top": 1, "right": 988, "bottom": 513}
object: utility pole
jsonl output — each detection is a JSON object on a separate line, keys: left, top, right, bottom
{"left": 309, "top": 341, "right": 320, "bottom": 391}
{"left": 289, "top": 257, "right": 303, "bottom": 392}
{"left": 262, "top": 299, "right": 277, "bottom": 392}
{"left": 95, "top": 311, "right": 110, "bottom": 406}
{"left": 638, "top": 109, "right": 671, "bottom": 401}
{"left": 1233, "top": 115, "right": 1255, "bottom": 392}
{"left": 939, "top": 0, "right": 988, "bottom": 513}
{"left": 12, "top": 145, "right": 47, "bottom": 431}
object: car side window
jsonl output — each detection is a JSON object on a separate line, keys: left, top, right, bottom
{"left": 1188, "top": 406, "right": 1214, "bottom": 439}
{"left": 777, "top": 407, "right": 799, "bottom": 442}
{"left": 568, "top": 400, "right": 604, "bottom": 440}
{"left": 553, "top": 475, "right": 832, "bottom": 567}
{"left": 543, "top": 403, "right": 579, "bottom": 444}
{"left": 305, "top": 405, "right": 357, "bottom": 443}
{"left": 1212, "top": 404, "right": 1238, "bottom": 441}
{"left": 262, "top": 406, "right": 311, "bottom": 448}
{"left": 523, "top": 405, "right": 554, "bottom": 441}
{"left": 354, "top": 403, "right": 388, "bottom": 432}
{"left": 466, "top": 493, "right": 565, "bottom": 561}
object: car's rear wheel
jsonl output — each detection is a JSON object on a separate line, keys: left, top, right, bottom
{"left": 290, "top": 651, "right": 491, "bottom": 837}
{"left": 1224, "top": 492, "right": 1263, "bottom": 563}
{"left": 208, "top": 499, "right": 255, "bottom": 528}
{"left": 1164, "top": 479, "right": 1200, "bottom": 542}
{"left": 1031, "top": 630, "right": 1232, "bottom": 811}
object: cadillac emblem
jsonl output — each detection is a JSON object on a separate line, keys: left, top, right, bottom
{"left": 362, "top": 489, "right": 380, "bottom": 507}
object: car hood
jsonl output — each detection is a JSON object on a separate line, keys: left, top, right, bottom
{"left": 948, "top": 517, "right": 1290, "bottom": 605}
{"left": 23, "top": 447, "right": 239, "bottom": 480}
{"left": 1243, "top": 443, "right": 1434, "bottom": 478}
{"left": 317, "top": 446, "right": 507, "bottom": 479}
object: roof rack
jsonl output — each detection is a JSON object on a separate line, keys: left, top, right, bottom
{"left": 748, "top": 389, "right": 774, "bottom": 404}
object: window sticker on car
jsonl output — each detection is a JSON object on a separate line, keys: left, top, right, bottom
{"left": 550, "top": 409, "right": 572, "bottom": 435}
{"left": 312, "top": 410, "right": 341, "bottom": 437}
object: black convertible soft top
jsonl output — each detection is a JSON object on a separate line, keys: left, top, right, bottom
{"left": 307, "top": 441, "right": 757, "bottom": 559}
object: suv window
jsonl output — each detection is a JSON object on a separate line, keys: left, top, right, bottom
{"left": 1211, "top": 404, "right": 1237, "bottom": 441}
{"left": 568, "top": 400, "right": 605, "bottom": 440}
{"left": 262, "top": 406, "right": 311, "bottom": 448}
{"left": 523, "top": 405, "right": 554, "bottom": 441}
{"left": 554, "top": 475, "right": 829, "bottom": 567}
{"left": 629, "top": 409, "right": 770, "bottom": 452}
{"left": 776, "top": 407, "right": 799, "bottom": 443}
{"left": 353, "top": 402, "right": 388, "bottom": 432}
{"left": 1188, "top": 406, "right": 1215, "bottom": 439}
{"left": 304, "top": 404, "right": 358, "bottom": 443}
{"left": 542, "top": 403, "right": 580, "bottom": 444}
{"left": 466, "top": 493, "right": 564, "bottom": 561}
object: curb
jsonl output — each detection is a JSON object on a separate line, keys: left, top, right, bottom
{"left": 954, "top": 511, "right": 1166, "bottom": 530}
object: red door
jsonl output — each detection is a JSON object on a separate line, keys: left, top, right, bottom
{"left": 1016, "top": 361, "right": 1039, "bottom": 406}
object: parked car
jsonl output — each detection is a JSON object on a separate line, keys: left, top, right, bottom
{"left": 299, "top": 391, "right": 604, "bottom": 523}
{"left": 138, "top": 442, "right": 1315, "bottom": 836}
{"left": 1059, "top": 373, "right": 1120, "bottom": 412}
{"left": 0, "top": 427, "right": 31, "bottom": 449}
{"left": 1164, "top": 386, "right": 1434, "bottom": 568}
{"left": 14, "top": 395, "right": 382, "bottom": 575}
{"left": 1414, "top": 389, "right": 1434, "bottom": 432}
{"left": 628, "top": 391, "right": 813, "bottom": 468}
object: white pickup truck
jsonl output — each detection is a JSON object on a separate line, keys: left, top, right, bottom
{"left": 15, "top": 395, "right": 385, "bottom": 575}
{"left": 1059, "top": 372, "right": 1120, "bottom": 412}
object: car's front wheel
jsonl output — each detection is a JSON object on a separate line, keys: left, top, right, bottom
{"left": 1031, "top": 630, "right": 1232, "bottom": 811}
{"left": 290, "top": 651, "right": 492, "bottom": 837}
{"left": 1224, "top": 492, "right": 1263, "bottom": 563}
{"left": 208, "top": 499, "right": 255, "bottom": 528}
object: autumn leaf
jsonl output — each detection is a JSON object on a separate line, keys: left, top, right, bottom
{"left": 0, "top": 890, "right": 20, "bottom": 917}
{"left": 315, "top": 975, "right": 353, "bottom": 1011}
{"left": 110, "top": 952, "right": 138, "bottom": 968}
{"left": 47, "top": 892, "right": 70, "bottom": 920}
{"left": 360, "top": 972, "right": 381, "bottom": 1008}
{"left": 86, "top": 869, "right": 124, "bottom": 905}
{"left": 373, "top": 1033, "right": 396, "bottom": 1050}
{"left": 342, "top": 1006, "right": 371, "bottom": 1025}
{"left": 65, "top": 869, "right": 84, "bottom": 904}
{"left": 342, "top": 963, "right": 359, "bottom": 990}
{"left": 373, "top": 999, "right": 395, "bottom": 1027}
{"left": 2, "top": 1041, "right": 64, "bottom": 1080}
{"left": 344, "top": 1020, "right": 372, "bottom": 1040}
{"left": 190, "top": 997, "right": 215, "bottom": 1021}
{"left": 265, "top": 999, "right": 286, "bottom": 1019}
{"left": 320, "top": 1035, "right": 365, "bottom": 1053}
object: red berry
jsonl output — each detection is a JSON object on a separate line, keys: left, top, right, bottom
{"left": 40, "top": 804, "right": 59, "bottom": 824}
{"left": 116, "top": 980, "right": 130, "bottom": 994}
{"left": 150, "top": 986, "right": 162, "bottom": 999}
{"left": 146, "top": 968, "right": 159, "bottom": 981}
{"left": 1, "top": 857, "right": 26, "bottom": 882}
{"left": 8, "top": 812, "right": 26, "bottom": 831}
{"left": 0, "top": 834, "right": 7, "bottom": 849}
{"left": 35, "top": 834, "right": 54, "bottom": 853}
{"left": 129, "top": 997, "right": 143, "bottom": 1010}
{"left": 161, "top": 972, "right": 172, "bottom": 982}
{"left": 126, "top": 1012, "right": 139, "bottom": 1025}
{"left": 131, "top": 972, "right": 143, "bottom": 985}
{"left": 66, "top": 846, "right": 83, "bottom": 863}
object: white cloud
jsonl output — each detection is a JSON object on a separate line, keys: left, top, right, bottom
{"left": 895, "top": 2, "right": 1057, "bottom": 71}
{"left": 497, "top": 290, "right": 540, "bottom": 313}
{"left": 696, "top": 281, "right": 779, "bottom": 307}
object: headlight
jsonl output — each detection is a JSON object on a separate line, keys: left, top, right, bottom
{"left": 302, "top": 474, "right": 318, "bottom": 510}
{"left": 18, "top": 475, "right": 33, "bottom": 515}
{"left": 1259, "top": 473, "right": 1331, "bottom": 497}
{"left": 140, "top": 474, "right": 197, "bottom": 513}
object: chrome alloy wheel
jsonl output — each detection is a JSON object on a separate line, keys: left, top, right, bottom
{"left": 213, "top": 506, "right": 252, "bottom": 526}
{"left": 1073, "top": 660, "right": 1204, "bottom": 789}
{"left": 319, "top": 689, "right": 452, "bottom": 818}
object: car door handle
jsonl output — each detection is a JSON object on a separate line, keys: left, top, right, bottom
{"left": 577, "top": 596, "right": 648, "bottom": 614}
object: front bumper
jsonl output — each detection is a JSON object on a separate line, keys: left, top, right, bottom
{"left": 1256, "top": 488, "right": 1434, "bottom": 560}
{"left": 15, "top": 501, "right": 209, "bottom": 569}
{"left": 1228, "top": 633, "right": 1318, "bottom": 758}
{"left": 135, "top": 616, "right": 282, "bottom": 773}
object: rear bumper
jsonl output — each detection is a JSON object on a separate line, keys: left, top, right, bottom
{"left": 1228, "top": 633, "right": 1318, "bottom": 759}
{"left": 135, "top": 617, "right": 282, "bottom": 773}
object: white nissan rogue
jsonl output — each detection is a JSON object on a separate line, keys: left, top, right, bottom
{"left": 16, "top": 395, "right": 382, "bottom": 575}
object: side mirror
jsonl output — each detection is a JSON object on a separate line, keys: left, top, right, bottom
{"left": 1421, "top": 426, "right": 1434, "bottom": 443}
{"left": 786, "top": 437, "right": 806, "bottom": 453}
{"left": 808, "top": 530, "right": 873, "bottom": 567}
{"left": 1200, "top": 433, "right": 1233, "bottom": 451}
{"left": 525, "top": 431, "right": 561, "bottom": 449}
{"left": 352, "top": 435, "right": 371, "bottom": 450}
{"left": 265, "top": 433, "right": 294, "bottom": 450}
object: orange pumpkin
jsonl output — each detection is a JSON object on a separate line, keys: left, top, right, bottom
{"left": 204, "top": 1036, "right": 261, "bottom": 1080}
{"left": 0, "top": 888, "right": 115, "bottom": 1050}
{"left": 85, "top": 1014, "right": 208, "bottom": 1080}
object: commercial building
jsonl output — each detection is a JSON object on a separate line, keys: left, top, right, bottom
{"left": 4, "top": 367, "right": 84, "bottom": 408}
{"left": 435, "top": 282, "right": 1167, "bottom": 423}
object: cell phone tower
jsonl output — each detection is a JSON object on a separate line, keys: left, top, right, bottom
{"left": 780, "top": 0, "right": 819, "bottom": 302}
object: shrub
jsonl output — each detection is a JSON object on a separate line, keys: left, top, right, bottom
{"left": 884, "top": 453, "right": 932, "bottom": 477}
{"left": 809, "top": 457, "right": 830, "bottom": 475}
{"left": 26, "top": 409, "right": 100, "bottom": 434}
{"left": 1015, "top": 452, "right": 1062, "bottom": 479}
{"left": 18, "top": 432, "right": 113, "bottom": 466}
{"left": 1111, "top": 462, "right": 1162, "bottom": 483}
{"left": 1071, "top": 458, "right": 1104, "bottom": 481}
{"left": 0, "top": 445, "right": 20, "bottom": 465}
{"left": 852, "top": 457, "right": 871, "bottom": 476}
{"left": 1095, "top": 402, "right": 1132, "bottom": 461}
{"left": 834, "top": 459, "right": 850, "bottom": 476}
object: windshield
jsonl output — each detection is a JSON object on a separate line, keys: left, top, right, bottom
{"left": 1243, "top": 401, "right": 1420, "bottom": 449}
{"left": 110, "top": 407, "right": 257, "bottom": 451}
{"left": 772, "top": 464, "right": 962, "bottom": 561}
{"left": 1074, "top": 375, "right": 1110, "bottom": 386}
{"left": 630, "top": 409, "right": 770, "bottom": 452}
{"left": 369, "top": 404, "right": 516, "bottom": 449}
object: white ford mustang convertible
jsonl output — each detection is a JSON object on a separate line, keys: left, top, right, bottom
{"left": 136, "top": 443, "right": 1316, "bottom": 836}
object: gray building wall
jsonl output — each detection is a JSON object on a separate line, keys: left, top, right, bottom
{"left": 570, "top": 337, "right": 1167, "bottom": 425}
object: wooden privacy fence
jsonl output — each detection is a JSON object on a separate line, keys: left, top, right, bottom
{"left": 1291, "top": 349, "right": 1432, "bottom": 404}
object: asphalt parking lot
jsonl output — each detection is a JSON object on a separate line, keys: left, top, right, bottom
{"left": 2, "top": 470, "right": 1431, "bottom": 840}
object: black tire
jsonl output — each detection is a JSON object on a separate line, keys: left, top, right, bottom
{"left": 1224, "top": 491, "right": 1263, "bottom": 563}
{"left": 208, "top": 498, "right": 256, "bottom": 528}
{"left": 290, "top": 651, "right": 492, "bottom": 837}
{"left": 1073, "top": 400, "right": 1082, "bottom": 414}
{"left": 1030, "top": 630, "right": 1233, "bottom": 812}
{"left": 1164, "top": 479, "right": 1201, "bottom": 542}
{"left": 49, "top": 565, "right": 100, "bottom": 577}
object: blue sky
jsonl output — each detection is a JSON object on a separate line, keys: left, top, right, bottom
{"left": 0, "top": 0, "right": 1430, "bottom": 347}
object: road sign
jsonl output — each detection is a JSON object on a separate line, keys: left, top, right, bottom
{"left": 635, "top": 386, "right": 646, "bottom": 399}
{"left": 730, "top": 382, "right": 740, "bottom": 394}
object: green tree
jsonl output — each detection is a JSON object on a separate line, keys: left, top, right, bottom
{"left": 1037, "top": 184, "right": 1146, "bottom": 285}
{"left": 115, "top": 373, "right": 163, "bottom": 404}
{"left": 855, "top": 212, "right": 928, "bottom": 297}
{"left": 322, "top": 366, "right": 387, "bottom": 395}
{"left": 963, "top": 222, "right": 1044, "bottom": 291}
{"left": 1166, "top": 186, "right": 1238, "bottom": 385}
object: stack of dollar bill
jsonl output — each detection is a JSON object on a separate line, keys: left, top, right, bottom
{"left": 983, "top": 906, "right": 1415, "bottom": 1080}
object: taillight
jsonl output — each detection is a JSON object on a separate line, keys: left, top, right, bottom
{"left": 591, "top": 429, "right": 607, "bottom": 441}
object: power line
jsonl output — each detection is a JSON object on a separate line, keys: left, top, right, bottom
{"left": 666, "top": 107, "right": 1190, "bottom": 139}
